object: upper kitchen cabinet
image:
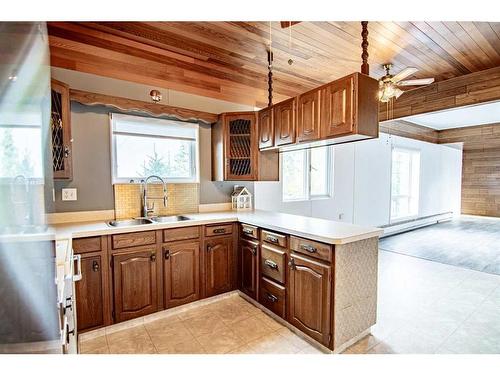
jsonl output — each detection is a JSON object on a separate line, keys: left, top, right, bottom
{"left": 274, "top": 98, "right": 296, "bottom": 147}
{"left": 212, "top": 112, "right": 278, "bottom": 181}
{"left": 258, "top": 106, "right": 274, "bottom": 149}
{"left": 50, "top": 79, "right": 72, "bottom": 180}
{"left": 297, "top": 88, "right": 321, "bottom": 142}
{"left": 320, "top": 73, "right": 378, "bottom": 140}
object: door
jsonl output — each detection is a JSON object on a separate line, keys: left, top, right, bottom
{"left": 258, "top": 106, "right": 274, "bottom": 149}
{"left": 205, "top": 236, "right": 233, "bottom": 297}
{"left": 274, "top": 98, "right": 296, "bottom": 146}
{"left": 288, "top": 253, "right": 332, "bottom": 347}
{"left": 297, "top": 89, "right": 321, "bottom": 142}
{"left": 320, "top": 77, "right": 354, "bottom": 138}
{"left": 224, "top": 112, "right": 258, "bottom": 180}
{"left": 76, "top": 255, "right": 104, "bottom": 331}
{"left": 51, "top": 79, "right": 72, "bottom": 180}
{"left": 113, "top": 248, "right": 158, "bottom": 322}
{"left": 163, "top": 241, "right": 200, "bottom": 308}
{"left": 240, "top": 239, "right": 258, "bottom": 300}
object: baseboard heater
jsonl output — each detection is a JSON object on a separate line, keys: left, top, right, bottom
{"left": 379, "top": 212, "right": 454, "bottom": 238}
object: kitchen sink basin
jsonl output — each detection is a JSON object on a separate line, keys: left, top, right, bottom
{"left": 150, "top": 215, "right": 192, "bottom": 223}
{"left": 107, "top": 218, "right": 153, "bottom": 227}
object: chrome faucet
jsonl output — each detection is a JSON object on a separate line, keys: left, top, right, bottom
{"left": 141, "top": 175, "right": 168, "bottom": 218}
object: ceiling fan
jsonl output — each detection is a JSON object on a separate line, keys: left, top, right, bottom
{"left": 378, "top": 63, "right": 434, "bottom": 102}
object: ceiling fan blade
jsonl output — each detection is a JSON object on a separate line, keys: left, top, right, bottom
{"left": 397, "top": 78, "right": 435, "bottom": 86}
{"left": 391, "top": 67, "right": 418, "bottom": 82}
{"left": 280, "top": 21, "right": 301, "bottom": 28}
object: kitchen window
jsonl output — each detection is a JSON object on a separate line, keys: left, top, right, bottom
{"left": 281, "top": 146, "right": 333, "bottom": 201}
{"left": 390, "top": 147, "right": 420, "bottom": 221}
{"left": 110, "top": 113, "right": 199, "bottom": 183}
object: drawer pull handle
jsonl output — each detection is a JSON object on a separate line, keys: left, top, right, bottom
{"left": 288, "top": 258, "right": 296, "bottom": 270}
{"left": 92, "top": 260, "right": 100, "bottom": 272}
{"left": 164, "top": 249, "right": 170, "bottom": 259}
{"left": 266, "top": 293, "right": 278, "bottom": 303}
{"left": 264, "top": 259, "right": 278, "bottom": 269}
{"left": 251, "top": 246, "right": 257, "bottom": 255}
{"left": 150, "top": 253, "right": 156, "bottom": 262}
{"left": 301, "top": 244, "right": 317, "bottom": 253}
{"left": 266, "top": 235, "right": 278, "bottom": 243}
{"left": 242, "top": 228, "right": 254, "bottom": 235}
{"left": 207, "top": 245, "right": 213, "bottom": 252}
{"left": 213, "top": 228, "right": 226, "bottom": 234}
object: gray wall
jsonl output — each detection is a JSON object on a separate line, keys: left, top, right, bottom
{"left": 49, "top": 103, "right": 254, "bottom": 212}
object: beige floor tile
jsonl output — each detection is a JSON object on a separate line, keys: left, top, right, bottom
{"left": 245, "top": 332, "right": 301, "bottom": 354}
{"left": 366, "top": 342, "right": 396, "bottom": 354}
{"left": 275, "top": 327, "right": 312, "bottom": 350}
{"left": 196, "top": 326, "right": 244, "bottom": 354}
{"left": 81, "top": 346, "right": 110, "bottom": 354}
{"left": 229, "top": 315, "right": 274, "bottom": 343}
{"left": 176, "top": 304, "right": 217, "bottom": 321}
{"left": 147, "top": 321, "right": 195, "bottom": 350}
{"left": 254, "top": 311, "right": 285, "bottom": 331}
{"left": 107, "top": 335, "right": 156, "bottom": 354}
{"left": 297, "top": 343, "right": 326, "bottom": 354}
{"left": 107, "top": 325, "right": 149, "bottom": 344}
{"left": 184, "top": 312, "right": 228, "bottom": 337}
{"left": 155, "top": 338, "right": 206, "bottom": 354}
{"left": 144, "top": 315, "right": 184, "bottom": 334}
{"left": 227, "top": 344, "right": 252, "bottom": 354}
{"left": 342, "top": 334, "right": 379, "bottom": 354}
{"left": 79, "top": 335, "right": 108, "bottom": 353}
{"left": 375, "top": 328, "right": 441, "bottom": 354}
{"left": 216, "top": 303, "right": 255, "bottom": 325}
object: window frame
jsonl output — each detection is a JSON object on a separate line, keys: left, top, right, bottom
{"left": 281, "top": 146, "right": 334, "bottom": 202}
{"left": 110, "top": 113, "right": 200, "bottom": 184}
{"left": 389, "top": 146, "right": 421, "bottom": 223}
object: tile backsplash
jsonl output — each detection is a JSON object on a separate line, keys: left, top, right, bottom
{"left": 114, "top": 183, "right": 200, "bottom": 219}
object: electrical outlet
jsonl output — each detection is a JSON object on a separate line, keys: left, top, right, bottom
{"left": 338, "top": 213, "right": 344, "bottom": 220}
{"left": 62, "top": 188, "right": 77, "bottom": 201}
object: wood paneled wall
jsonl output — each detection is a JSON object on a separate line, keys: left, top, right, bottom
{"left": 439, "top": 123, "right": 500, "bottom": 217}
{"left": 380, "top": 120, "right": 439, "bottom": 143}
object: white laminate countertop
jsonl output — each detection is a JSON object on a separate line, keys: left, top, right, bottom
{"left": 52, "top": 210, "right": 383, "bottom": 245}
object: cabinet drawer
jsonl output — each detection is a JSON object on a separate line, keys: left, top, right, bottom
{"left": 205, "top": 224, "right": 233, "bottom": 237}
{"left": 259, "top": 277, "right": 285, "bottom": 319}
{"left": 163, "top": 226, "right": 200, "bottom": 242}
{"left": 73, "top": 236, "right": 102, "bottom": 254}
{"left": 290, "top": 236, "right": 332, "bottom": 262}
{"left": 112, "top": 231, "right": 156, "bottom": 250}
{"left": 240, "top": 224, "right": 259, "bottom": 240}
{"left": 260, "top": 244, "right": 286, "bottom": 284}
{"left": 261, "top": 230, "right": 287, "bottom": 248}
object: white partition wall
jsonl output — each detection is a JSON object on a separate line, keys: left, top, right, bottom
{"left": 254, "top": 133, "right": 463, "bottom": 228}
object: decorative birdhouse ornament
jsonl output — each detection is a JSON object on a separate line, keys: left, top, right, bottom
{"left": 231, "top": 186, "right": 253, "bottom": 211}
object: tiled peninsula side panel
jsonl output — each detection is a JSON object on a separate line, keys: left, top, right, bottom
{"left": 333, "top": 237, "right": 378, "bottom": 350}
{"left": 114, "top": 183, "right": 200, "bottom": 219}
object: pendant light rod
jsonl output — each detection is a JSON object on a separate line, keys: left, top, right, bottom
{"left": 267, "top": 49, "right": 274, "bottom": 107}
{"left": 361, "top": 21, "right": 369, "bottom": 75}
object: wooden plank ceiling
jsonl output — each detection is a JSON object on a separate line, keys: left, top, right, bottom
{"left": 47, "top": 21, "right": 500, "bottom": 108}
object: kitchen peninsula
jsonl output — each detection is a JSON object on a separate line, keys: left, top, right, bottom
{"left": 54, "top": 210, "right": 382, "bottom": 353}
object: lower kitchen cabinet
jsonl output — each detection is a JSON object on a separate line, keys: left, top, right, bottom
{"left": 240, "top": 238, "right": 259, "bottom": 300}
{"left": 112, "top": 248, "right": 158, "bottom": 323}
{"left": 75, "top": 255, "right": 104, "bottom": 331}
{"left": 204, "top": 236, "right": 234, "bottom": 297}
{"left": 288, "top": 253, "right": 332, "bottom": 347}
{"left": 163, "top": 240, "right": 200, "bottom": 308}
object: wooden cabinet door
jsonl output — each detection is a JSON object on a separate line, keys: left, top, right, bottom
{"left": 163, "top": 241, "right": 200, "bottom": 308}
{"left": 205, "top": 236, "right": 233, "bottom": 297}
{"left": 288, "top": 253, "right": 332, "bottom": 347}
{"left": 76, "top": 255, "right": 104, "bottom": 331}
{"left": 274, "top": 98, "right": 296, "bottom": 146}
{"left": 321, "top": 77, "right": 354, "bottom": 138}
{"left": 297, "top": 89, "right": 321, "bottom": 142}
{"left": 240, "top": 239, "right": 258, "bottom": 300}
{"left": 113, "top": 248, "right": 158, "bottom": 322}
{"left": 258, "top": 106, "right": 274, "bottom": 149}
{"left": 224, "top": 112, "right": 258, "bottom": 180}
{"left": 51, "top": 79, "right": 72, "bottom": 180}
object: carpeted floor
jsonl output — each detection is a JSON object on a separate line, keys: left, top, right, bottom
{"left": 379, "top": 215, "right": 500, "bottom": 275}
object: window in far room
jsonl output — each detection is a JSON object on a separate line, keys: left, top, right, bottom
{"left": 281, "top": 146, "right": 333, "bottom": 201}
{"left": 390, "top": 147, "right": 421, "bottom": 221}
{"left": 110, "top": 113, "right": 199, "bottom": 183}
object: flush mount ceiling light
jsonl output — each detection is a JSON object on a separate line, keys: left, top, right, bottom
{"left": 149, "top": 89, "right": 162, "bottom": 103}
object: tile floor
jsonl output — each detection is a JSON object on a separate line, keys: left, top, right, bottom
{"left": 79, "top": 250, "right": 500, "bottom": 354}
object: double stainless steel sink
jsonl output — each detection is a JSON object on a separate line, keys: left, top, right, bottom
{"left": 107, "top": 215, "right": 191, "bottom": 227}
